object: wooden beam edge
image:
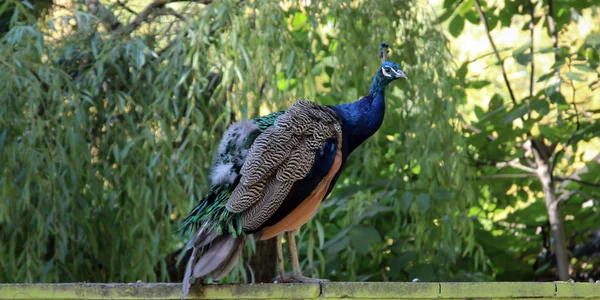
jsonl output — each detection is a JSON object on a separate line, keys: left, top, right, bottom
{"left": 0, "top": 282, "right": 598, "bottom": 299}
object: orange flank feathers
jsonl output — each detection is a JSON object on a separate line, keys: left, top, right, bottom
{"left": 260, "top": 150, "right": 343, "bottom": 240}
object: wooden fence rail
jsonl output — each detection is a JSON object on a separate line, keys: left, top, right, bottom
{"left": 0, "top": 282, "right": 598, "bottom": 299}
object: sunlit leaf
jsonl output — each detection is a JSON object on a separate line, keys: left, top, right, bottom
{"left": 291, "top": 12, "right": 309, "bottom": 32}
{"left": 565, "top": 71, "right": 586, "bottom": 82}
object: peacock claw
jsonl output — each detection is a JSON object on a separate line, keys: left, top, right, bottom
{"left": 276, "top": 274, "right": 329, "bottom": 283}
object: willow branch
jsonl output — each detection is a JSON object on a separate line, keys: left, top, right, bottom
{"left": 473, "top": 0, "right": 518, "bottom": 106}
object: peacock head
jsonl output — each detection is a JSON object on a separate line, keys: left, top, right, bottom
{"left": 378, "top": 61, "right": 407, "bottom": 81}
{"left": 369, "top": 42, "right": 407, "bottom": 94}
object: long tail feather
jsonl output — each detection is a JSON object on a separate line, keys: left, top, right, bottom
{"left": 192, "top": 235, "right": 238, "bottom": 277}
{"left": 211, "top": 235, "right": 246, "bottom": 280}
{"left": 181, "top": 225, "right": 246, "bottom": 298}
{"left": 181, "top": 247, "right": 197, "bottom": 298}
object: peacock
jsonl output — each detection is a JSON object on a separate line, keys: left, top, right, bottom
{"left": 180, "top": 42, "right": 407, "bottom": 296}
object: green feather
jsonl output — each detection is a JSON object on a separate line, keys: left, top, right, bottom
{"left": 253, "top": 110, "right": 285, "bottom": 130}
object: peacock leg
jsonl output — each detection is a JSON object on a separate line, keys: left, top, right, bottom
{"left": 275, "top": 233, "right": 286, "bottom": 282}
{"left": 281, "top": 229, "right": 329, "bottom": 283}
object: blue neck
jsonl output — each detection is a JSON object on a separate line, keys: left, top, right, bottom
{"left": 332, "top": 90, "right": 386, "bottom": 154}
{"left": 369, "top": 73, "right": 389, "bottom": 95}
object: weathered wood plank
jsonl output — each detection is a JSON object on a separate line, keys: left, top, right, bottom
{"left": 440, "top": 282, "right": 557, "bottom": 298}
{"left": 321, "top": 282, "right": 440, "bottom": 299}
{"left": 1, "top": 282, "right": 599, "bottom": 299}
{"left": 0, "top": 283, "right": 320, "bottom": 299}
{"left": 555, "top": 282, "right": 600, "bottom": 298}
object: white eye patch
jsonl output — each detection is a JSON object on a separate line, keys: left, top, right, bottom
{"left": 391, "top": 68, "right": 402, "bottom": 77}
{"left": 381, "top": 67, "right": 392, "bottom": 78}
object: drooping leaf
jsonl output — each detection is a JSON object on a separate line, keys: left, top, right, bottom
{"left": 350, "top": 225, "right": 381, "bottom": 254}
{"left": 573, "top": 63, "right": 596, "bottom": 73}
{"left": 449, "top": 15, "right": 465, "bottom": 38}
{"left": 530, "top": 99, "right": 550, "bottom": 115}
{"left": 400, "top": 191, "right": 414, "bottom": 212}
{"left": 417, "top": 194, "right": 431, "bottom": 213}
{"left": 390, "top": 251, "right": 416, "bottom": 273}
{"left": 467, "top": 80, "right": 491, "bottom": 89}
{"left": 488, "top": 94, "right": 504, "bottom": 111}
{"left": 504, "top": 104, "right": 528, "bottom": 125}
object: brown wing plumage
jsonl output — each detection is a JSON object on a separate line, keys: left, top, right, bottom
{"left": 225, "top": 100, "right": 342, "bottom": 231}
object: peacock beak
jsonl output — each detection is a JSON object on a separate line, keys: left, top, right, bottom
{"left": 394, "top": 69, "right": 407, "bottom": 79}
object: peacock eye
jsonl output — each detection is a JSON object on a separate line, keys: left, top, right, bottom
{"left": 384, "top": 67, "right": 391, "bottom": 73}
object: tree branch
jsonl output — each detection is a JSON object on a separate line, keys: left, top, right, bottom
{"left": 524, "top": 0, "right": 535, "bottom": 117}
{"left": 550, "top": 59, "right": 581, "bottom": 176}
{"left": 477, "top": 173, "right": 537, "bottom": 180}
{"left": 121, "top": 0, "right": 213, "bottom": 35}
{"left": 528, "top": 0, "right": 535, "bottom": 98}
{"left": 122, "top": 0, "right": 168, "bottom": 35}
{"left": 529, "top": 138, "right": 570, "bottom": 280}
{"left": 572, "top": 190, "right": 599, "bottom": 205}
{"left": 85, "top": 0, "right": 122, "bottom": 31}
{"left": 473, "top": 0, "right": 518, "bottom": 106}
{"left": 558, "top": 189, "right": 599, "bottom": 205}
{"left": 115, "top": 0, "right": 138, "bottom": 16}
{"left": 155, "top": 7, "right": 186, "bottom": 22}
{"left": 547, "top": 0, "right": 559, "bottom": 62}
{"left": 52, "top": 3, "right": 72, "bottom": 10}
{"left": 497, "top": 221, "right": 548, "bottom": 230}
{"left": 459, "top": 115, "right": 496, "bottom": 141}
{"left": 555, "top": 176, "right": 600, "bottom": 188}
{"left": 496, "top": 158, "right": 537, "bottom": 173}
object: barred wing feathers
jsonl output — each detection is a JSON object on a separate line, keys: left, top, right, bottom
{"left": 226, "top": 100, "right": 342, "bottom": 231}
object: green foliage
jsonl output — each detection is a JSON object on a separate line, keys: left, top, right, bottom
{"left": 440, "top": 0, "right": 600, "bottom": 281}
{"left": 0, "top": 0, "right": 476, "bottom": 283}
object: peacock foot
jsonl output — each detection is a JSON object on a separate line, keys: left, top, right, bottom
{"left": 276, "top": 274, "right": 329, "bottom": 283}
